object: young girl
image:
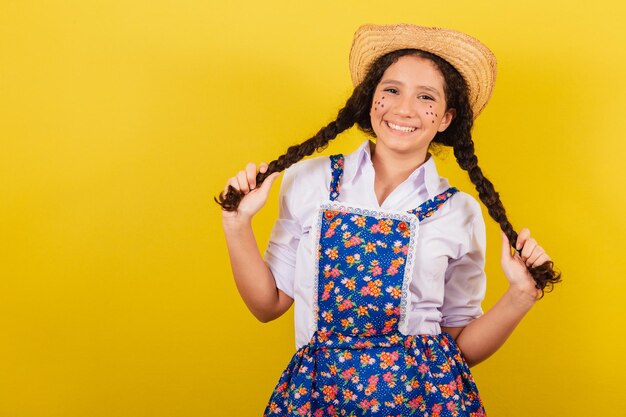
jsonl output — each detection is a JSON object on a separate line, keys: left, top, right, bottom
{"left": 218, "top": 24, "right": 560, "bottom": 416}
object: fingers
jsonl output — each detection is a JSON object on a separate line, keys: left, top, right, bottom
{"left": 224, "top": 162, "right": 269, "bottom": 195}
{"left": 236, "top": 169, "right": 251, "bottom": 193}
{"left": 515, "top": 228, "right": 531, "bottom": 251}
{"left": 529, "top": 251, "right": 551, "bottom": 267}
{"left": 245, "top": 162, "right": 257, "bottom": 189}
{"left": 259, "top": 171, "right": 280, "bottom": 191}
{"left": 520, "top": 238, "right": 538, "bottom": 263}
{"left": 224, "top": 177, "right": 238, "bottom": 195}
{"left": 516, "top": 228, "right": 552, "bottom": 267}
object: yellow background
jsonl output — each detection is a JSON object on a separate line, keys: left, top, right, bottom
{"left": 1, "top": 1, "right": 625, "bottom": 416}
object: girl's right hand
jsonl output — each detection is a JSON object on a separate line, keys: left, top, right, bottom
{"left": 221, "top": 162, "right": 280, "bottom": 223}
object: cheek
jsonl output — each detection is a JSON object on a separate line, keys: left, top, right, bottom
{"left": 371, "top": 95, "right": 386, "bottom": 113}
{"left": 424, "top": 105, "right": 440, "bottom": 124}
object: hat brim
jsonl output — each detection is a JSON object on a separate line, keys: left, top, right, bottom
{"left": 349, "top": 24, "right": 497, "bottom": 118}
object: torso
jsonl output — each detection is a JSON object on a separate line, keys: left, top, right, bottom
{"left": 264, "top": 141, "right": 487, "bottom": 349}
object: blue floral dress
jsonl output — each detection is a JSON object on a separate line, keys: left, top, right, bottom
{"left": 264, "top": 155, "right": 486, "bottom": 417}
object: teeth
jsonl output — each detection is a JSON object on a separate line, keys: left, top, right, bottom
{"left": 387, "top": 122, "right": 416, "bottom": 133}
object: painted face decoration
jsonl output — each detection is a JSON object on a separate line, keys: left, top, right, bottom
{"left": 374, "top": 96, "right": 385, "bottom": 111}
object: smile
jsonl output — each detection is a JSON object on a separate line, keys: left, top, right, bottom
{"left": 386, "top": 121, "right": 417, "bottom": 133}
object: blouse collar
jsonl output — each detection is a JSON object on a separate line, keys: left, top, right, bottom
{"left": 345, "top": 140, "right": 442, "bottom": 199}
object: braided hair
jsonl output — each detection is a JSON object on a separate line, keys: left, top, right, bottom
{"left": 216, "top": 49, "right": 561, "bottom": 296}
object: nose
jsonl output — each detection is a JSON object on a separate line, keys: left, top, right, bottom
{"left": 393, "top": 94, "right": 417, "bottom": 118}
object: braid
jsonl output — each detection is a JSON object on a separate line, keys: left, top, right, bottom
{"left": 454, "top": 136, "right": 517, "bottom": 243}
{"left": 216, "top": 118, "right": 348, "bottom": 211}
{"left": 422, "top": 50, "right": 561, "bottom": 296}
{"left": 216, "top": 94, "right": 362, "bottom": 211}
{"left": 454, "top": 132, "right": 561, "bottom": 296}
{"left": 216, "top": 50, "right": 408, "bottom": 212}
{"left": 217, "top": 47, "right": 561, "bottom": 295}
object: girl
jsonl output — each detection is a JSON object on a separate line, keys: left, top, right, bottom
{"left": 218, "top": 24, "right": 560, "bottom": 416}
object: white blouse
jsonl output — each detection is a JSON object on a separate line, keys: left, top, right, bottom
{"left": 265, "top": 140, "right": 487, "bottom": 349}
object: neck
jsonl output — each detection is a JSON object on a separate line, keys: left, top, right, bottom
{"left": 369, "top": 141, "right": 429, "bottom": 205}
{"left": 370, "top": 141, "right": 429, "bottom": 182}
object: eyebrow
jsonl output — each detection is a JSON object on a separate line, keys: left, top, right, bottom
{"left": 379, "top": 79, "right": 442, "bottom": 97}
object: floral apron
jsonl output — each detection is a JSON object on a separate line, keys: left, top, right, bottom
{"left": 265, "top": 155, "right": 486, "bottom": 417}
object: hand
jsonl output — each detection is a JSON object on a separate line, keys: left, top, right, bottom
{"left": 221, "top": 162, "right": 280, "bottom": 223}
{"left": 500, "top": 228, "right": 551, "bottom": 300}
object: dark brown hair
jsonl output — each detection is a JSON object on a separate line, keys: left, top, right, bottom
{"left": 217, "top": 49, "right": 561, "bottom": 296}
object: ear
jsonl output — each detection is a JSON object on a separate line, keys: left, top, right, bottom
{"left": 437, "top": 108, "right": 456, "bottom": 132}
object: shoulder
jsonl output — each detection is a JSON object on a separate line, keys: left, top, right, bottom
{"left": 427, "top": 189, "right": 485, "bottom": 238}
{"left": 282, "top": 155, "right": 333, "bottom": 190}
{"left": 426, "top": 167, "right": 483, "bottom": 225}
{"left": 284, "top": 155, "right": 332, "bottom": 179}
{"left": 276, "top": 155, "right": 337, "bottom": 230}
{"left": 278, "top": 156, "right": 334, "bottom": 221}
{"left": 447, "top": 191, "right": 486, "bottom": 251}
{"left": 422, "top": 159, "right": 481, "bottom": 224}
{"left": 447, "top": 190, "right": 483, "bottom": 220}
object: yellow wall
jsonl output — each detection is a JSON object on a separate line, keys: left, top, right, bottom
{"left": 1, "top": 1, "right": 625, "bottom": 416}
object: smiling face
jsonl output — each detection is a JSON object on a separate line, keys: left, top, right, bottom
{"left": 370, "top": 54, "right": 455, "bottom": 162}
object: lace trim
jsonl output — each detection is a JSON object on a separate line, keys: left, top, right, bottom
{"left": 310, "top": 201, "right": 324, "bottom": 334}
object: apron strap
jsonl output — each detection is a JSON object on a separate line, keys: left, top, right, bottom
{"left": 329, "top": 154, "right": 344, "bottom": 201}
{"left": 409, "top": 187, "right": 459, "bottom": 221}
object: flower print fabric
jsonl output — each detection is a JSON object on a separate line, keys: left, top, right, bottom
{"left": 265, "top": 141, "right": 487, "bottom": 347}
{"left": 265, "top": 155, "right": 486, "bottom": 416}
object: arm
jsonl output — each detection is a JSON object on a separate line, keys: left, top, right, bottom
{"left": 221, "top": 162, "right": 293, "bottom": 323}
{"left": 442, "top": 229, "right": 550, "bottom": 367}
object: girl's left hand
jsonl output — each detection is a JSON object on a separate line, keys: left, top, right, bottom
{"left": 500, "top": 228, "right": 551, "bottom": 299}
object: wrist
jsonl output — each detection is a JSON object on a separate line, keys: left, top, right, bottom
{"left": 222, "top": 212, "right": 253, "bottom": 230}
{"left": 505, "top": 284, "right": 538, "bottom": 310}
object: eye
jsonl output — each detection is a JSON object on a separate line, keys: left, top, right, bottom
{"left": 383, "top": 88, "right": 399, "bottom": 94}
{"left": 417, "top": 94, "right": 434, "bottom": 101}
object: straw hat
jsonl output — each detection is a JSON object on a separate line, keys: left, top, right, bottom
{"left": 349, "top": 24, "right": 497, "bottom": 118}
